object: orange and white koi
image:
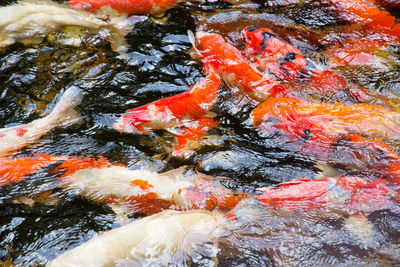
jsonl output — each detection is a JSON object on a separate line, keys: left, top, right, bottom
{"left": 242, "top": 26, "right": 368, "bottom": 101}
{"left": 0, "top": 154, "right": 246, "bottom": 214}
{"left": 64, "top": 165, "right": 246, "bottom": 214}
{"left": 68, "top": 0, "right": 179, "bottom": 15}
{"left": 194, "top": 31, "right": 294, "bottom": 102}
{"left": 0, "top": 86, "right": 83, "bottom": 158}
{"left": 113, "top": 64, "right": 222, "bottom": 153}
{"left": 0, "top": 154, "right": 117, "bottom": 187}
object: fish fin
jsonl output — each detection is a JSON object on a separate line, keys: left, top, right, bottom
{"left": 50, "top": 86, "right": 83, "bottom": 126}
{"left": 107, "top": 15, "right": 147, "bottom": 58}
{"left": 314, "top": 162, "right": 339, "bottom": 179}
{"left": 160, "top": 166, "right": 188, "bottom": 178}
{"left": 173, "top": 117, "right": 219, "bottom": 156}
{"left": 109, "top": 204, "right": 132, "bottom": 225}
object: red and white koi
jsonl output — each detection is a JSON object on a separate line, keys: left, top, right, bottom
{"left": 113, "top": 63, "right": 222, "bottom": 153}
{"left": 0, "top": 86, "right": 83, "bottom": 158}
{"left": 254, "top": 177, "right": 398, "bottom": 213}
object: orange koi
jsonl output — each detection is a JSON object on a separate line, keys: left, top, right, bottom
{"left": 68, "top": 0, "right": 178, "bottom": 15}
{"left": 113, "top": 64, "right": 221, "bottom": 154}
{"left": 194, "top": 31, "right": 294, "bottom": 102}
{"left": 242, "top": 27, "right": 368, "bottom": 101}
{"left": 0, "top": 87, "right": 83, "bottom": 158}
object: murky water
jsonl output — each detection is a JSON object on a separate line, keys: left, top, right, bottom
{"left": 1, "top": 0, "right": 400, "bottom": 266}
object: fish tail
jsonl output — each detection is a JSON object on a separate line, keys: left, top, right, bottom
{"left": 50, "top": 86, "right": 83, "bottom": 126}
{"left": 107, "top": 16, "right": 135, "bottom": 57}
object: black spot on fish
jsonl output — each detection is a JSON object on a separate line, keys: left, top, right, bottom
{"left": 282, "top": 52, "right": 297, "bottom": 63}
{"left": 301, "top": 129, "right": 313, "bottom": 141}
{"left": 257, "top": 31, "right": 277, "bottom": 55}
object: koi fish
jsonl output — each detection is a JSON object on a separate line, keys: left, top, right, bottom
{"left": 0, "top": 154, "right": 117, "bottom": 187}
{"left": 251, "top": 97, "right": 400, "bottom": 142}
{"left": 1, "top": 153, "right": 246, "bottom": 214}
{"left": 113, "top": 64, "right": 222, "bottom": 153}
{"left": 324, "top": 39, "right": 389, "bottom": 67}
{"left": 0, "top": 0, "right": 131, "bottom": 54}
{"left": 47, "top": 209, "right": 226, "bottom": 266}
{"left": 63, "top": 165, "right": 246, "bottom": 214}
{"left": 254, "top": 177, "right": 398, "bottom": 213}
{"left": 250, "top": 97, "right": 400, "bottom": 181}
{"left": 68, "top": 0, "right": 179, "bottom": 16}
{"left": 0, "top": 86, "right": 83, "bottom": 158}
{"left": 194, "top": 31, "right": 294, "bottom": 102}
{"left": 242, "top": 26, "right": 368, "bottom": 102}
{"left": 329, "top": 0, "right": 400, "bottom": 37}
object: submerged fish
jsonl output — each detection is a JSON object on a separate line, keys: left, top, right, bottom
{"left": 113, "top": 63, "right": 222, "bottom": 153}
{"left": 68, "top": 0, "right": 180, "bottom": 16}
{"left": 255, "top": 176, "right": 398, "bottom": 213}
{"left": 0, "top": 86, "right": 83, "bottom": 158}
{"left": 329, "top": 0, "right": 400, "bottom": 37}
{"left": 47, "top": 209, "right": 226, "bottom": 266}
{"left": 250, "top": 97, "right": 400, "bottom": 181}
{"left": 0, "top": 0, "right": 129, "bottom": 51}
{"left": 250, "top": 97, "right": 400, "bottom": 145}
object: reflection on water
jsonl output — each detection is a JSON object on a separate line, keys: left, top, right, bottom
{"left": 1, "top": 0, "right": 400, "bottom": 266}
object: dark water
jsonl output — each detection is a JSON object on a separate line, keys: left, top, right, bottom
{"left": 1, "top": 0, "right": 400, "bottom": 266}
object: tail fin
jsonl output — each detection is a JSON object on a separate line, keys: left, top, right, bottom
{"left": 107, "top": 15, "right": 144, "bottom": 58}
{"left": 50, "top": 86, "right": 83, "bottom": 126}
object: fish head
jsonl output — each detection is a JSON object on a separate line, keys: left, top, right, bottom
{"left": 113, "top": 106, "right": 153, "bottom": 134}
{"left": 194, "top": 31, "right": 226, "bottom": 67}
{"left": 242, "top": 26, "right": 276, "bottom": 55}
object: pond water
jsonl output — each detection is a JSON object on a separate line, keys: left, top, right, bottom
{"left": 1, "top": 0, "right": 400, "bottom": 266}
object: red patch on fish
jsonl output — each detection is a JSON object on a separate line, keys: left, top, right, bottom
{"left": 16, "top": 128, "right": 28, "bottom": 137}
